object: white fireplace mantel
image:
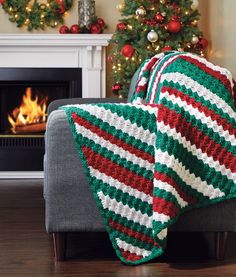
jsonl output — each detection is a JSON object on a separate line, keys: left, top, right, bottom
{"left": 0, "top": 34, "right": 112, "bottom": 98}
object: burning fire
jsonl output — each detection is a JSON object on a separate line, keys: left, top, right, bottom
{"left": 8, "top": 88, "right": 48, "bottom": 134}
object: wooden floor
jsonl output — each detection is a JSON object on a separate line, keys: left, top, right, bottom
{"left": 0, "top": 180, "right": 236, "bottom": 277}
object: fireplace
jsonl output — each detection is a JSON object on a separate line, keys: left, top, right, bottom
{"left": 0, "top": 68, "right": 82, "bottom": 171}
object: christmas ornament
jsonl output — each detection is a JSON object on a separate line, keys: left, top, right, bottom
{"left": 116, "top": 22, "right": 127, "bottom": 31}
{"left": 59, "top": 25, "right": 70, "bottom": 34}
{"left": 147, "top": 30, "right": 158, "bottom": 43}
{"left": 90, "top": 23, "right": 102, "bottom": 34}
{"left": 121, "top": 44, "right": 135, "bottom": 58}
{"left": 191, "top": 35, "right": 199, "bottom": 44}
{"left": 199, "top": 37, "right": 208, "bottom": 49}
{"left": 155, "top": 13, "right": 164, "bottom": 23}
{"left": 112, "top": 83, "right": 122, "bottom": 93}
{"left": 54, "top": 0, "right": 65, "bottom": 15}
{"left": 167, "top": 20, "right": 181, "bottom": 33}
{"left": 97, "top": 18, "right": 105, "bottom": 28}
{"left": 160, "top": 0, "right": 166, "bottom": 4}
{"left": 70, "top": 24, "right": 80, "bottom": 34}
{"left": 1, "top": 0, "right": 73, "bottom": 31}
{"left": 161, "top": 46, "right": 172, "bottom": 52}
{"left": 136, "top": 6, "right": 146, "bottom": 17}
{"left": 191, "top": 0, "right": 199, "bottom": 11}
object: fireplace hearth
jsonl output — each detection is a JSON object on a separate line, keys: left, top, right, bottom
{"left": 0, "top": 68, "right": 82, "bottom": 171}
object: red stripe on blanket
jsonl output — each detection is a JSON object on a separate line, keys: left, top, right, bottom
{"left": 162, "top": 86, "right": 236, "bottom": 137}
{"left": 179, "top": 55, "right": 232, "bottom": 92}
{"left": 153, "top": 196, "right": 179, "bottom": 218}
{"left": 109, "top": 219, "right": 159, "bottom": 247}
{"left": 154, "top": 172, "right": 197, "bottom": 205}
{"left": 72, "top": 113, "right": 154, "bottom": 164}
{"left": 136, "top": 57, "right": 159, "bottom": 95}
{"left": 158, "top": 105, "right": 236, "bottom": 173}
{"left": 82, "top": 146, "right": 153, "bottom": 195}
{"left": 120, "top": 249, "right": 143, "bottom": 261}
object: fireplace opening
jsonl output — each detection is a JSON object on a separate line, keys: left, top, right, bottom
{"left": 0, "top": 68, "right": 82, "bottom": 171}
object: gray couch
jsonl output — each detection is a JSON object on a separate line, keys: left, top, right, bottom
{"left": 44, "top": 79, "right": 236, "bottom": 262}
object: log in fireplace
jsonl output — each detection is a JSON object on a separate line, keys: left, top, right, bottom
{"left": 0, "top": 68, "right": 82, "bottom": 171}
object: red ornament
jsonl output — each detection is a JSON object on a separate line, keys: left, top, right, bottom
{"left": 121, "top": 44, "right": 135, "bottom": 58}
{"left": 155, "top": 14, "right": 164, "bottom": 23}
{"left": 161, "top": 46, "right": 172, "bottom": 52}
{"left": 116, "top": 22, "right": 127, "bottom": 31}
{"left": 199, "top": 37, "right": 208, "bottom": 49}
{"left": 167, "top": 20, "right": 181, "bottom": 33}
{"left": 54, "top": 0, "right": 65, "bottom": 15}
{"left": 70, "top": 24, "right": 80, "bottom": 34}
{"left": 59, "top": 25, "right": 70, "bottom": 34}
{"left": 97, "top": 18, "right": 105, "bottom": 28}
{"left": 112, "top": 83, "right": 122, "bottom": 93}
{"left": 90, "top": 23, "right": 102, "bottom": 34}
{"left": 0, "top": 0, "right": 5, "bottom": 4}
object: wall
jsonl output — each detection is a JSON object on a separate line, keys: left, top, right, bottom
{"left": 0, "top": 0, "right": 235, "bottom": 76}
{"left": 199, "top": 0, "right": 236, "bottom": 77}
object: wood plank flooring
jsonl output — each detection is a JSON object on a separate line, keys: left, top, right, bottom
{"left": 0, "top": 179, "right": 236, "bottom": 277}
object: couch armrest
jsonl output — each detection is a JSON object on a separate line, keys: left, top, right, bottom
{"left": 44, "top": 109, "right": 105, "bottom": 233}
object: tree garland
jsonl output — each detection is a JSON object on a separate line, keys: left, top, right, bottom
{"left": 0, "top": 0, "right": 73, "bottom": 31}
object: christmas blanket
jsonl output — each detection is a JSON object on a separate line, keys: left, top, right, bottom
{"left": 62, "top": 51, "right": 236, "bottom": 265}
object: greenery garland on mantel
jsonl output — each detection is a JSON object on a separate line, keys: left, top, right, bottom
{"left": 0, "top": 0, "right": 73, "bottom": 31}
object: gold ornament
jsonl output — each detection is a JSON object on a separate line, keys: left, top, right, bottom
{"left": 191, "top": 35, "right": 199, "bottom": 45}
{"left": 147, "top": 30, "right": 158, "bottom": 43}
{"left": 136, "top": 6, "right": 146, "bottom": 17}
{"left": 160, "top": 0, "right": 166, "bottom": 4}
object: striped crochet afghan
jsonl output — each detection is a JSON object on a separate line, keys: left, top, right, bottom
{"left": 62, "top": 51, "right": 236, "bottom": 265}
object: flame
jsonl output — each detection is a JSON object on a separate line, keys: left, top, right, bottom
{"left": 8, "top": 87, "right": 48, "bottom": 134}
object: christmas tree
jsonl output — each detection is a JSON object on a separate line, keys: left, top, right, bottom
{"left": 109, "top": 0, "right": 208, "bottom": 98}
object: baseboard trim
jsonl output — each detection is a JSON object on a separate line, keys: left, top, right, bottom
{"left": 0, "top": 171, "right": 44, "bottom": 179}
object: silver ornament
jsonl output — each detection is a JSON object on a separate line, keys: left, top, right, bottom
{"left": 136, "top": 6, "right": 146, "bottom": 17}
{"left": 192, "top": 35, "right": 199, "bottom": 44}
{"left": 147, "top": 30, "right": 158, "bottom": 43}
{"left": 191, "top": 0, "right": 199, "bottom": 11}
